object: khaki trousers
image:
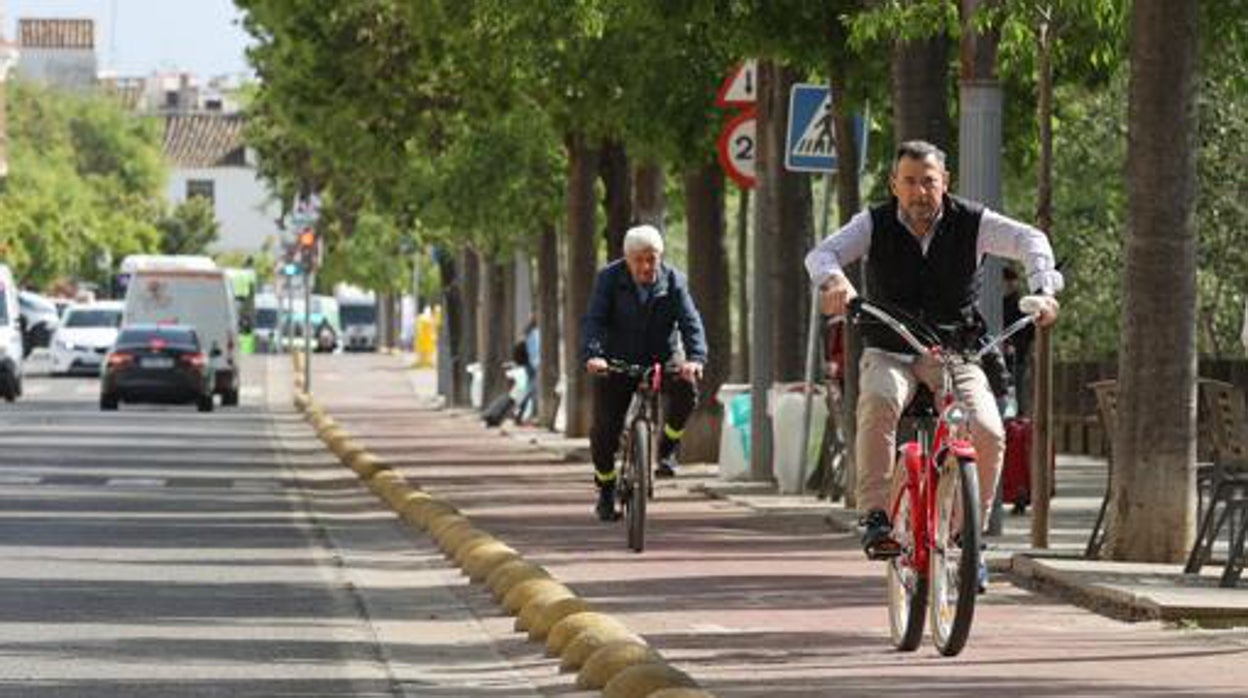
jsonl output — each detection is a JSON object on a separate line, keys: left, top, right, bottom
{"left": 855, "top": 349, "right": 1005, "bottom": 516}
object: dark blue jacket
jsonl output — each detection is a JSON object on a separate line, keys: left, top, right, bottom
{"left": 580, "top": 260, "right": 708, "bottom": 367}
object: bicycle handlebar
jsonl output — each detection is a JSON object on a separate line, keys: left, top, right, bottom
{"left": 847, "top": 295, "right": 1049, "bottom": 362}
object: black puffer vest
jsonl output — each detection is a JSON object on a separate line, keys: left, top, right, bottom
{"left": 864, "top": 195, "right": 985, "bottom": 354}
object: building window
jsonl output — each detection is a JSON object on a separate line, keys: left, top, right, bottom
{"left": 165, "top": 90, "right": 179, "bottom": 109}
{"left": 186, "top": 179, "right": 215, "bottom": 204}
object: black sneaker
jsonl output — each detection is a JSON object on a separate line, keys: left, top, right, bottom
{"left": 655, "top": 456, "right": 678, "bottom": 479}
{"left": 596, "top": 486, "right": 620, "bottom": 522}
{"left": 860, "top": 509, "right": 901, "bottom": 560}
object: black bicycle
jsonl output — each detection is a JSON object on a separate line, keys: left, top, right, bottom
{"left": 605, "top": 360, "right": 664, "bottom": 552}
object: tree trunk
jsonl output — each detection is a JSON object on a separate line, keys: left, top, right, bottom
{"left": 831, "top": 63, "right": 864, "bottom": 508}
{"left": 734, "top": 189, "right": 750, "bottom": 383}
{"left": 460, "top": 247, "right": 480, "bottom": 403}
{"left": 760, "top": 64, "right": 813, "bottom": 382}
{"left": 682, "top": 159, "right": 731, "bottom": 462}
{"left": 536, "top": 222, "right": 560, "bottom": 428}
{"left": 563, "top": 132, "right": 599, "bottom": 437}
{"left": 479, "top": 257, "right": 509, "bottom": 409}
{"left": 632, "top": 160, "right": 665, "bottom": 229}
{"left": 599, "top": 138, "right": 631, "bottom": 261}
{"left": 1106, "top": 0, "right": 1200, "bottom": 563}
{"left": 891, "top": 34, "right": 953, "bottom": 150}
{"left": 435, "top": 250, "right": 467, "bottom": 407}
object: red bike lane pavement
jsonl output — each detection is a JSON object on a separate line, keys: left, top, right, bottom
{"left": 305, "top": 353, "right": 1248, "bottom": 697}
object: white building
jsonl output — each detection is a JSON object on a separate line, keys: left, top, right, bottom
{"left": 161, "top": 113, "right": 281, "bottom": 256}
{"left": 14, "top": 18, "right": 96, "bottom": 91}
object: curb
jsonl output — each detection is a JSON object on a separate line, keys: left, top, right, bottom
{"left": 291, "top": 386, "right": 714, "bottom": 697}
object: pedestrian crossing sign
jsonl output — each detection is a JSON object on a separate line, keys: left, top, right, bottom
{"left": 786, "top": 84, "right": 836, "bottom": 172}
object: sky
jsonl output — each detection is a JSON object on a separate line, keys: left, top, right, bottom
{"left": 5, "top": 0, "right": 253, "bottom": 77}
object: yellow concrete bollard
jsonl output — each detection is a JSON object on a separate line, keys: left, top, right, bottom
{"left": 576, "top": 641, "right": 662, "bottom": 690}
{"left": 602, "top": 662, "right": 699, "bottom": 698}
{"left": 462, "top": 543, "right": 520, "bottom": 582}
{"left": 560, "top": 624, "right": 642, "bottom": 673}
{"left": 514, "top": 584, "right": 578, "bottom": 631}
{"left": 502, "top": 578, "right": 572, "bottom": 617}
{"left": 546, "top": 612, "right": 630, "bottom": 658}
{"left": 486, "top": 560, "right": 550, "bottom": 601}
{"left": 527, "top": 597, "right": 593, "bottom": 642}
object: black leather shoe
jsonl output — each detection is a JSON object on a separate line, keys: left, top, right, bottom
{"left": 655, "top": 456, "right": 678, "bottom": 479}
{"left": 860, "top": 509, "right": 901, "bottom": 560}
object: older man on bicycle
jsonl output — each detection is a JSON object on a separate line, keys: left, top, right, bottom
{"left": 806, "top": 140, "right": 1062, "bottom": 562}
{"left": 582, "top": 224, "right": 708, "bottom": 522}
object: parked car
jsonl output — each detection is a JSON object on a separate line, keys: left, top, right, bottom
{"left": 100, "top": 324, "right": 215, "bottom": 412}
{"left": 0, "top": 265, "right": 23, "bottom": 401}
{"left": 18, "top": 290, "right": 59, "bottom": 357}
{"left": 50, "top": 301, "right": 124, "bottom": 376}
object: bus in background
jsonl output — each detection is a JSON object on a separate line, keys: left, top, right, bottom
{"left": 335, "top": 285, "right": 377, "bottom": 352}
{"left": 119, "top": 255, "right": 240, "bottom": 406}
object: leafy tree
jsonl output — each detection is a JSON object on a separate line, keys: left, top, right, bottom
{"left": 0, "top": 81, "right": 164, "bottom": 289}
{"left": 158, "top": 196, "right": 219, "bottom": 255}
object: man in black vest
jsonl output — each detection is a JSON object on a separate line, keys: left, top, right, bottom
{"left": 805, "top": 140, "right": 1062, "bottom": 565}
{"left": 582, "top": 224, "right": 708, "bottom": 522}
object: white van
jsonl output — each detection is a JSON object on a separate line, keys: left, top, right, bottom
{"left": 122, "top": 262, "right": 240, "bottom": 406}
{"left": 335, "top": 285, "right": 377, "bottom": 352}
{"left": 0, "top": 264, "right": 24, "bottom": 401}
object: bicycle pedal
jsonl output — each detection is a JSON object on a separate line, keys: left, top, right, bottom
{"left": 865, "top": 542, "right": 903, "bottom": 560}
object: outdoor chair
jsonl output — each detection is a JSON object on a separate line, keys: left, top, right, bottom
{"left": 1184, "top": 379, "right": 1248, "bottom": 586}
{"left": 1085, "top": 380, "right": 1118, "bottom": 559}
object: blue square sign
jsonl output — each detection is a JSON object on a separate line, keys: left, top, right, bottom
{"left": 785, "top": 85, "right": 867, "bottom": 173}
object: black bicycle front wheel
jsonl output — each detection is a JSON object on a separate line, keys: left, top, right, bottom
{"left": 929, "top": 454, "right": 981, "bottom": 657}
{"left": 626, "top": 420, "right": 650, "bottom": 553}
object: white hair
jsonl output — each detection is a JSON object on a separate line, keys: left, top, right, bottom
{"left": 623, "top": 224, "right": 664, "bottom": 256}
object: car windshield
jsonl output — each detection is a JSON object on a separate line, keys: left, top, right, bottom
{"left": 340, "top": 304, "right": 376, "bottom": 325}
{"left": 256, "top": 308, "right": 278, "bottom": 329}
{"left": 116, "top": 327, "right": 199, "bottom": 350}
{"left": 64, "top": 309, "right": 123, "bottom": 329}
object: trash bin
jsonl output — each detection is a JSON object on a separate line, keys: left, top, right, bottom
{"left": 717, "top": 384, "right": 751, "bottom": 481}
{"left": 768, "top": 382, "right": 828, "bottom": 494}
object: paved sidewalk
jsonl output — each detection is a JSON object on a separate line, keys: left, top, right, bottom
{"left": 311, "top": 354, "right": 1248, "bottom": 696}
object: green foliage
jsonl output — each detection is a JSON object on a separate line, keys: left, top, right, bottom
{"left": 0, "top": 81, "right": 165, "bottom": 289}
{"left": 158, "top": 196, "right": 220, "bottom": 255}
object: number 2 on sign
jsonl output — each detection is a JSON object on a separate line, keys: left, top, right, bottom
{"left": 735, "top": 134, "right": 754, "bottom": 161}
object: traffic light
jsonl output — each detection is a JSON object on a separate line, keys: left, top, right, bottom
{"left": 296, "top": 227, "right": 318, "bottom": 270}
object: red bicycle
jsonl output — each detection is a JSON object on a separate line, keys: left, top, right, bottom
{"left": 849, "top": 296, "right": 1043, "bottom": 656}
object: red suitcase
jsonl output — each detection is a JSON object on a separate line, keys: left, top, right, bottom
{"left": 1000, "top": 417, "right": 1033, "bottom": 511}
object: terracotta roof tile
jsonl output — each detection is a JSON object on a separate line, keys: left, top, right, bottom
{"left": 18, "top": 19, "right": 94, "bottom": 49}
{"left": 162, "top": 113, "right": 246, "bottom": 168}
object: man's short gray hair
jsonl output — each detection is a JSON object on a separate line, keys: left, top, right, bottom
{"left": 623, "top": 224, "right": 665, "bottom": 256}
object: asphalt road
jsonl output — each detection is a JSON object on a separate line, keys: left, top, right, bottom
{"left": 0, "top": 356, "right": 549, "bottom": 697}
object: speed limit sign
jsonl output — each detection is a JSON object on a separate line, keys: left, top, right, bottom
{"left": 716, "top": 108, "right": 756, "bottom": 189}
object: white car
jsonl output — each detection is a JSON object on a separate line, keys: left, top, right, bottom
{"left": 50, "top": 301, "right": 124, "bottom": 376}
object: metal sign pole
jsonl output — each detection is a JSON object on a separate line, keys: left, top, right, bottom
{"left": 303, "top": 271, "right": 312, "bottom": 392}
{"left": 798, "top": 172, "right": 835, "bottom": 491}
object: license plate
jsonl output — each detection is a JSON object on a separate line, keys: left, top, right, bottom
{"left": 140, "top": 356, "right": 174, "bottom": 369}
